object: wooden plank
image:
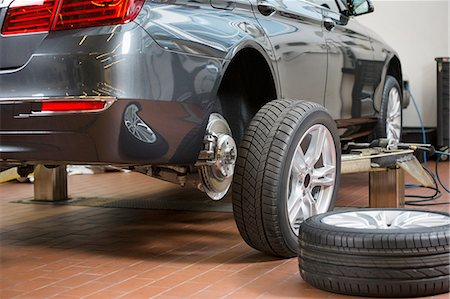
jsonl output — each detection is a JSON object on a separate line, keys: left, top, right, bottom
{"left": 369, "top": 167, "right": 405, "bottom": 208}
{"left": 341, "top": 157, "right": 372, "bottom": 174}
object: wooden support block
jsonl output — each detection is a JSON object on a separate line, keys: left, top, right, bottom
{"left": 341, "top": 157, "right": 372, "bottom": 174}
{"left": 369, "top": 167, "right": 405, "bottom": 208}
{"left": 33, "top": 165, "right": 68, "bottom": 201}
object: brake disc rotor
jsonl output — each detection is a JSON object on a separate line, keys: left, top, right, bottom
{"left": 200, "top": 113, "right": 237, "bottom": 200}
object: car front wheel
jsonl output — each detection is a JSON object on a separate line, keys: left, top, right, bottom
{"left": 377, "top": 75, "right": 402, "bottom": 142}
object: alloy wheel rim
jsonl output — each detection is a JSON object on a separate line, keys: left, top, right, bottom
{"left": 386, "top": 88, "right": 402, "bottom": 141}
{"left": 286, "top": 124, "right": 337, "bottom": 235}
{"left": 322, "top": 210, "right": 450, "bottom": 229}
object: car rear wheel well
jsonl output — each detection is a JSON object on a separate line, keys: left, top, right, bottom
{"left": 216, "top": 48, "right": 277, "bottom": 143}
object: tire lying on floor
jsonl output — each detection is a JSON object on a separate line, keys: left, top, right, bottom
{"left": 232, "top": 99, "right": 341, "bottom": 258}
{"left": 298, "top": 209, "right": 450, "bottom": 297}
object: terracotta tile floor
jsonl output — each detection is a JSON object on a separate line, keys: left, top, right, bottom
{"left": 0, "top": 161, "right": 449, "bottom": 299}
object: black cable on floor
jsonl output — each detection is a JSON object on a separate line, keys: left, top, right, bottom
{"left": 435, "top": 152, "right": 450, "bottom": 193}
{"left": 405, "top": 164, "right": 450, "bottom": 206}
{"left": 399, "top": 85, "right": 448, "bottom": 205}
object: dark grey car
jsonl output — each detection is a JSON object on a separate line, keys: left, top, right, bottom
{"left": 0, "top": 0, "right": 405, "bottom": 257}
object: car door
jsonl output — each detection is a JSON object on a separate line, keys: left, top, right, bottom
{"left": 252, "top": 0, "right": 327, "bottom": 104}
{"left": 315, "top": 0, "right": 381, "bottom": 122}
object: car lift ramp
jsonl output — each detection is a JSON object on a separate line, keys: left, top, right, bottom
{"left": 342, "top": 149, "right": 415, "bottom": 208}
{"left": 32, "top": 149, "right": 428, "bottom": 208}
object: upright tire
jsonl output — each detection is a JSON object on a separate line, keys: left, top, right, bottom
{"left": 377, "top": 75, "right": 402, "bottom": 142}
{"left": 298, "top": 209, "right": 450, "bottom": 297}
{"left": 232, "top": 99, "right": 341, "bottom": 258}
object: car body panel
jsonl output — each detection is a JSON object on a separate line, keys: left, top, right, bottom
{"left": 252, "top": 0, "right": 328, "bottom": 105}
{"left": 134, "top": 0, "right": 266, "bottom": 59}
{"left": 0, "top": 0, "right": 403, "bottom": 166}
{"left": 0, "top": 99, "right": 210, "bottom": 164}
{"left": 368, "top": 27, "right": 403, "bottom": 112}
{"left": 133, "top": 0, "right": 281, "bottom": 92}
{"left": 0, "top": 0, "right": 47, "bottom": 69}
{"left": 323, "top": 10, "right": 378, "bottom": 120}
{"left": 0, "top": 21, "right": 224, "bottom": 164}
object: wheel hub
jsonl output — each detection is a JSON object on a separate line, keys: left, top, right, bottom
{"left": 214, "top": 134, "right": 236, "bottom": 178}
{"left": 198, "top": 113, "right": 237, "bottom": 200}
{"left": 303, "top": 173, "right": 311, "bottom": 188}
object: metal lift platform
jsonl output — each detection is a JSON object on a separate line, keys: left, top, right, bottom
{"left": 341, "top": 149, "right": 415, "bottom": 208}
{"left": 28, "top": 148, "right": 428, "bottom": 209}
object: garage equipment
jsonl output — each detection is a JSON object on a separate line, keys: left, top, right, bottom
{"left": 30, "top": 141, "right": 429, "bottom": 208}
{"left": 33, "top": 165, "right": 68, "bottom": 201}
{"left": 341, "top": 144, "right": 432, "bottom": 208}
{"left": 436, "top": 57, "right": 449, "bottom": 158}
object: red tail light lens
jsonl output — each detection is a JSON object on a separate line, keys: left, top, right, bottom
{"left": 53, "top": 0, "right": 144, "bottom": 31}
{"left": 1, "top": 0, "right": 143, "bottom": 35}
{"left": 2, "top": 0, "right": 59, "bottom": 35}
{"left": 41, "top": 101, "right": 107, "bottom": 112}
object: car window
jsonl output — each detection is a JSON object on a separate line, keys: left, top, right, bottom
{"left": 305, "top": 0, "right": 340, "bottom": 13}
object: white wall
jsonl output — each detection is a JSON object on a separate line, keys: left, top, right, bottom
{"left": 357, "top": 0, "right": 449, "bottom": 127}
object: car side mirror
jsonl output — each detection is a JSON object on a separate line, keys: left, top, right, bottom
{"left": 347, "top": 0, "right": 374, "bottom": 16}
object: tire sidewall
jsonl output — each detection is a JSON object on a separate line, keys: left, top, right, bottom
{"left": 276, "top": 108, "right": 341, "bottom": 253}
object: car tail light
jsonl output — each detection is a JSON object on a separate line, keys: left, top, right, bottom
{"left": 1, "top": 0, "right": 143, "bottom": 35}
{"left": 41, "top": 101, "right": 108, "bottom": 112}
{"left": 52, "top": 0, "right": 144, "bottom": 31}
{"left": 2, "top": 0, "right": 59, "bottom": 35}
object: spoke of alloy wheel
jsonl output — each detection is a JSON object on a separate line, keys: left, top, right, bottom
{"left": 131, "top": 110, "right": 138, "bottom": 125}
{"left": 387, "top": 88, "right": 401, "bottom": 140}
{"left": 304, "top": 127, "right": 326, "bottom": 167}
{"left": 292, "top": 148, "right": 306, "bottom": 177}
{"left": 390, "top": 211, "right": 417, "bottom": 228}
{"left": 322, "top": 215, "right": 371, "bottom": 228}
{"left": 288, "top": 181, "right": 302, "bottom": 216}
{"left": 288, "top": 196, "right": 303, "bottom": 226}
{"left": 300, "top": 192, "right": 317, "bottom": 221}
{"left": 344, "top": 213, "right": 376, "bottom": 228}
{"left": 388, "top": 108, "right": 401, "bottom": 120}
{"left": 356, "top": 212, "right": 389, "bottom": 228}
{"left": 311, "top": 165, "right": 335, "bottom": 187}
{"left": 389, "top": 121, "right": 401, "bottom": 129}
{"left": 390, "top": 89, "right": 399, "bottom": 102}
{"left": 388, "top": 129, "right": 400, "bottom": 141}
{"left": 388, "top": 110, "right": 401, "bottom": 121}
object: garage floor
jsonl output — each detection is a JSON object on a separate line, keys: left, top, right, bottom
{"left": 1, "top": 162, "right": 449, "bottom": 299}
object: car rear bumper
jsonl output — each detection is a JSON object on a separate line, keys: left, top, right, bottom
{"left": 0, "top": 98, "right": 209, "bottom": 165}
{"left": 0, "top": 22, "right": 224, "bottom": 166}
